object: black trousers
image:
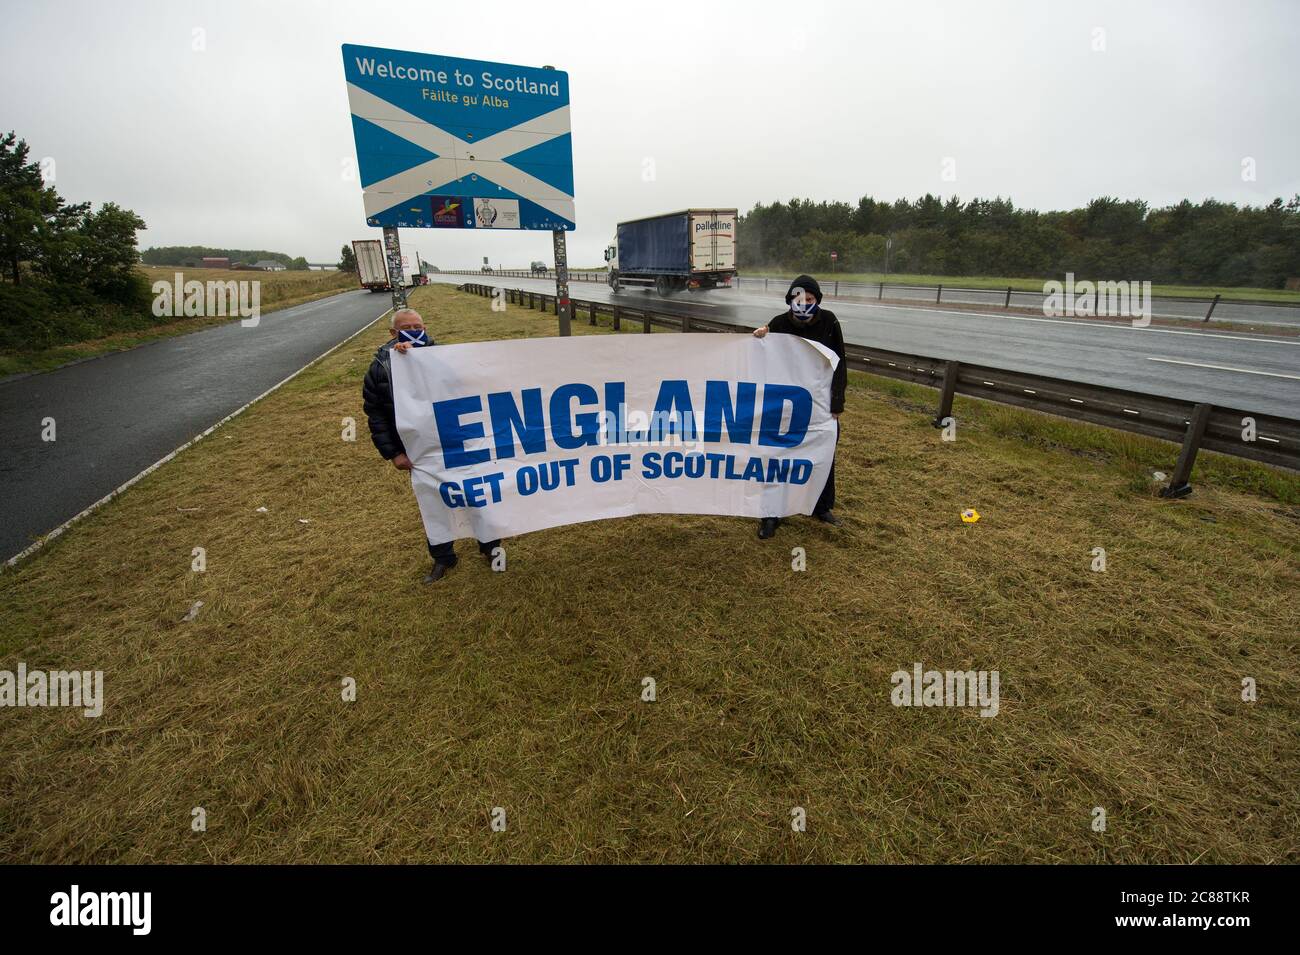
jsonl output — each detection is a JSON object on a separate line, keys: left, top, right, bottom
{"left": 428, "top": 539, "right": 501, "bottom": 567}
{"left": 768, "top": 419, "right": 837, "bottom": 519}
{"left": 815, "top": 418, "right": 840, "bottom": 515}
{"left": 815, "top": 456, "right": 836, "bottom": 515}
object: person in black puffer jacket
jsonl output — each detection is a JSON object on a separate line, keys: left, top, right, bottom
{"left": 750, "top": 274, "right": 846, "bottom": 540}
{"left": 362, "top": 308, "right": 502, "bottom": 583}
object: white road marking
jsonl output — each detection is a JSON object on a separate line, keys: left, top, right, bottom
{"left": 3, "top": 308, "right": 393, "bottom": 569}
{"left": 1145, "top": 357, "right": 1300, "bottom": 380}
{"left": 447, "top": 273, "right": 1300, "bottom": 349}
{"left": 825, "top": 300, "right": 1300, "bottom": 346}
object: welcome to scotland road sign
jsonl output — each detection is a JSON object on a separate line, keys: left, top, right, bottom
{"left": 342, "top": 44, "right": 575, "bottom": 231}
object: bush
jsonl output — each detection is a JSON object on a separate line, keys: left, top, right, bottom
{"left": 0, "top": 280, "right": 159, "bottom": 353}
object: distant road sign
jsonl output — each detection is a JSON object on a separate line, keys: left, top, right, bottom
{"left": 342, "top": 44, "right": 575, "bottom": 231}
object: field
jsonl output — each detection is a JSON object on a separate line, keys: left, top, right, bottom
{"left": 0, "top": 267, "right": 355, "bottom": 378}
{"left": 136, "top": 266, "right": 354, "bottom": 309}
{"left": 0, "top": 284, "right": 1296, "bottom": 863}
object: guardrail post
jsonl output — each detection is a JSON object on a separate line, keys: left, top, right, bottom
{"left": 1005, "top": 286, "right": 1013, "bottom": 308}
{"left": 612, "top": 305, "right": 621, "bottom": 330}
{"left": 682, "top": 313, "right": 691, "bottom": 332}
{"left": 589, "top": 302, "right": 596, "bottom": 325}
{"left": 932, "top": 361, "right": 960, "bottom": 427}
{"left": 835, "top": 280, "right": 839, "bottom": 296}
{"left": 642, "top": 311, "right": 650, "bottom": 334}
{"left": 1204, "top": 294, "right": 1220, "bottom": 322}
{"left": 878, "top": 282, "right": 884, "bottom": 300}
{"left": 764, "top": 277, "right": 769, "bottom": 292}
{"left": 936, "top": 284, "right": 943, "bottom": 304}
{"left": 610, "top": 305, "right": 619, "bottom": 330}
{"left": 1160, "top": 403, "right": 1212, "bottom": 499}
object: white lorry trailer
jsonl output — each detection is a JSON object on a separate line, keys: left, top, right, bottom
{"left": 352, "top": 239, "right": 390, "bottom": 293}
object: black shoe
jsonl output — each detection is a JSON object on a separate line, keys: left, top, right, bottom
{"left": 815, "top": 511, "right": 842, "bottom": 527}
{"left": 479, "top": 541, "right": 502, "bottom": 570}
{"left": 757, "top": 517, "right": 779, "bottom": 539}
{"left": 422, "top": 562, "right": 454, "bottom": 583}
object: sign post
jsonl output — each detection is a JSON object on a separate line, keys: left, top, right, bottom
{"left": 341, "top": 45, "right": 576, "bottom": 331}
{"left": 383, "top": 226, "right": 408, "bottom": 309}
{"left": 553, "top": 229, "right": 571, "bottom": 336}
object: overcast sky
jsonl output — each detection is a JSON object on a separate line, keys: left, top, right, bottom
{"left": 2, "top": 0, "right": 1297, "bottom": 269}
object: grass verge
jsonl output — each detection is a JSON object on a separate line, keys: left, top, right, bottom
{"left": 0, "top": 284, "right": 1295, "bottom": 863}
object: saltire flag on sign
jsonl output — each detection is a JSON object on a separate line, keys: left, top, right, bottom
{"left": 390, "top": 334, "right": 840, "bottom": 544}
{"left": 342, "top": 44, "right": 575, "bottom": 231}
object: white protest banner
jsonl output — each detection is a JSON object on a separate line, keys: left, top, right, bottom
{"left": 390, "top": 333, "right": 839, "bottom": 543}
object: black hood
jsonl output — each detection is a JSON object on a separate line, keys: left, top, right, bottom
{"left": 784, "top": 274, "right": 823, "bottom": 305}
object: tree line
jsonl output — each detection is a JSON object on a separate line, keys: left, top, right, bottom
{"left": 141, "top": 246, "right": 310, "bottom": 270}
{"left": 737, "top": 194, "right": 1300, "bottom": 287}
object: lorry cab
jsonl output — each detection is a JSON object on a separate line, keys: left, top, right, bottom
{"left": 604, "top": 241, "right": 620, "bottom": 290}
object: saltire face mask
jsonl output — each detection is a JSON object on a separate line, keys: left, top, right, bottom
{"left": 398, "top": 329, "right": 430, "bottom": 347}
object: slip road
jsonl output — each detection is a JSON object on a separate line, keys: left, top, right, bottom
{"left": 0, "top": 290, "right": 390, "bottom": 563}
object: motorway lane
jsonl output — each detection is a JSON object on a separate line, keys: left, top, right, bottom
{"left": 474, "top": 272, "right": 1300, "bottom": 326}
{"left": 431, "top": 274, "right": 1300, "bottom": 418}
{"left": 0, "top": 289, "right": 392, "bottom": 562}
{"left": 732, "top": 277, "right": 1300, "bottom": 327}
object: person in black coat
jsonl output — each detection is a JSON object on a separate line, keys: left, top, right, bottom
{"left": 362, "top": 308, "right": 502, "bottom": 582}
{"left": 751, "top": 274, "right": 845, "bottom": 539}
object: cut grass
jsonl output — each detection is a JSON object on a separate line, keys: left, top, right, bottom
{"left": 0, "top": 284, "right": 1296, "bottom": 863}
{"left": 0, "top": 268, "right": 356, "bottom": 379}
